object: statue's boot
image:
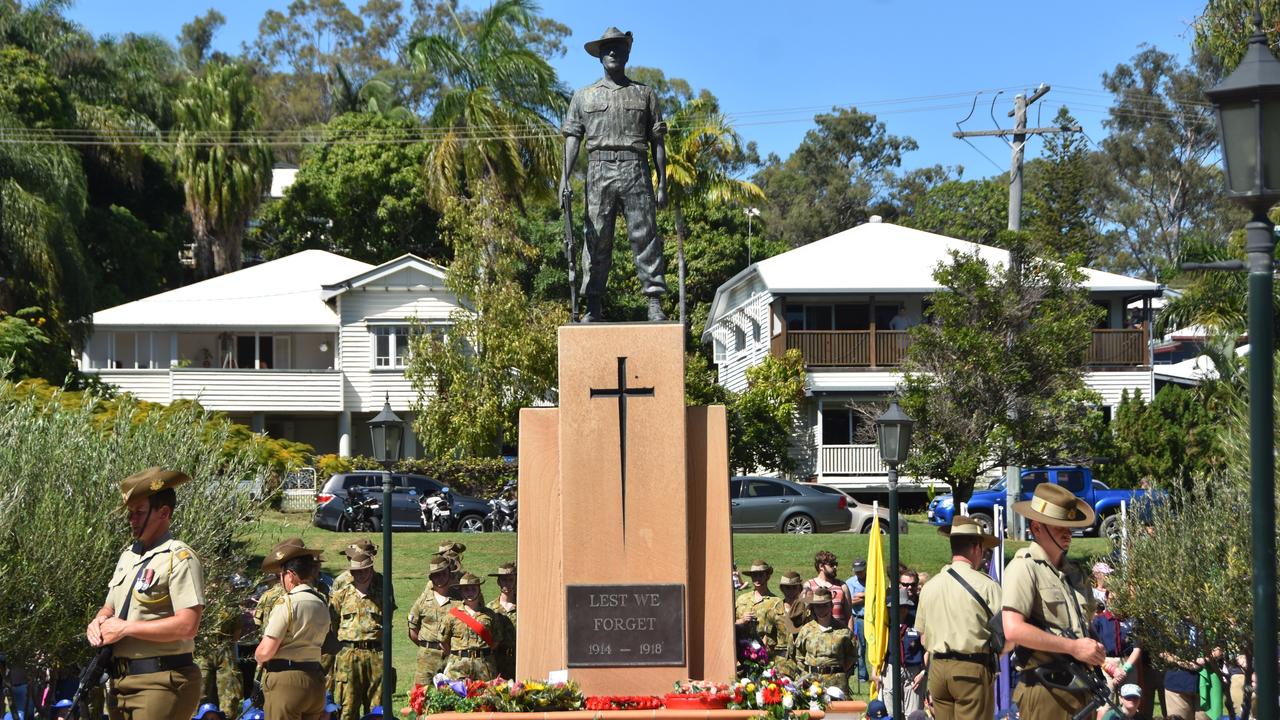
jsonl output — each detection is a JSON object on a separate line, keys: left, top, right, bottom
{"left": 582, "top": 296, "right": 604, "bottom": 323}
{"left": 647, "top": 297, "right": 668, "bottom": 322}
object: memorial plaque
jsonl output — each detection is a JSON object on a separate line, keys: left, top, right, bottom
{"left": 566, "top": 584, "right": 685, "bottom": 667}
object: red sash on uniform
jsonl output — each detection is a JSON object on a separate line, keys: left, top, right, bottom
{"left": 449, "top": 607, "right": 494, "bottom": 647}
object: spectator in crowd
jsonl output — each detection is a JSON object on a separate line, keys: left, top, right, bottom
{"left": 1099, "top": 684, "right": 1142, "bottom": 720}
{"left": 1093, "top": 600, "right": 1141, "bottom": 688}
{"left": 805, "top": 551, "right": 853, "bottom": 627}
{"left": 844, "top": 559, "right": 869, "bottom": 681}
{"left": 1161, "top": 622, "right": 1204, "bottom": 720}
{"left": 1092, "top": 562, "right": 1113, "bottom": 606}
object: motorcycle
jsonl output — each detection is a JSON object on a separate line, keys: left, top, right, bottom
{"left": 420, "top": 487, "right": 454, "bottom": 532}
{"left": 483, "top": 484, "right": 518, "bottom": 532}
{"left": 341, "top": 487, "right": 381, "bottom": 532}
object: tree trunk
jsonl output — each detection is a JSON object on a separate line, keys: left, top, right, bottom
{"left": 212, "top": 228, "right": 244, "bottom": 276}
{"left": 193, "top": 226, "right": 216, "bottom": 280}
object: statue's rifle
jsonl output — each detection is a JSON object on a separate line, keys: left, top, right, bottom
{"left": 562, "top": 189, "right": 578, "bottom": 322}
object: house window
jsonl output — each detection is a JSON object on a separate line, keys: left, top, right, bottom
{"left": 236, "top": 335, "right": 274, "bottom": 369}
{"left": 733, "top": 325, "right": 746, "bottom": 353}
{"left": 821, "top": 408, "right": 857, "bottom": 445}
{"left": 750, "top": 318, "right": 761, "bottom": 343}
{"left": 373, "top": 326, "right": 411, "bottom": 368}
{"left": 713, "top": 337, "right": 726, "bottom": 363}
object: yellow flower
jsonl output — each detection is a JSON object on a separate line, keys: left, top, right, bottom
{"left": 746, "top": 683, "right": 757, "bottom": 693}
{"left": 525, "top": 682, "right": 546, "bottom": 691}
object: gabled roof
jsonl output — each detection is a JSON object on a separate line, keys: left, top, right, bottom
{"left": 320, "top": 254, "right": 448, "bottom": 300}
{"left": 704, "top": 220, "right": 1162, "bottom": 335}
{"left": 92, "top": 250, "right": 375, "bottom": 329}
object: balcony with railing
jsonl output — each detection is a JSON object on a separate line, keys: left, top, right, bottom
{"left": 820, "top": 444, "right": 887, "bottom": 476}
{"left": 777, "top": 328, "right": 1147, "bottom": 368}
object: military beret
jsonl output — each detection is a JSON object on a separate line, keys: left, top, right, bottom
{"left": 119, "top": 467, "right": 191, "bottom": 506}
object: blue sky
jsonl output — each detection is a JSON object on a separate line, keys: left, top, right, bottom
{"left": 66, "top": 1, "right": 1206, "bottom": 179}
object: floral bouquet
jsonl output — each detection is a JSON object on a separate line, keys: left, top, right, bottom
{"left": 664, "top": 679, "right": 734, "bottom": 709}
{"left": 729, "top": 666, "right": 829, "bottom": 719}
{"left": 584, "top": 695, "right": 664, "bottom": 710}
{"left": 410, "top": 676, "right": 584, "bottom": 716}
{"left": 738, "top": 639, "right": 771, "bottom": 675}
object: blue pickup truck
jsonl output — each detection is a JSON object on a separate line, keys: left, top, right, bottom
{"left": 927, "top": 466, "right": 1154, "bottom": 540}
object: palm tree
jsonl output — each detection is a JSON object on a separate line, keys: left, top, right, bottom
{"left": 329, "top": 63, "right": 416, "bottom": 123}
{"left": 174, "top": 63, "right": 273, "bottom": 278}
{"left": 408, "top": 0, "right": 566, "bottom": 208}
{"left": 661, "top": 97, "right": 765, "bottom": 331}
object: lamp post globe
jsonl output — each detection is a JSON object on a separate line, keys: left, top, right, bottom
{"left": 1205, "top": 9, "right": 1280, "bottom": 720}
{"left": 367, "top": 392, "right": 403, "bottom": 719}
{"left": 874, "top": 397, "right": 914, "bottom": 720}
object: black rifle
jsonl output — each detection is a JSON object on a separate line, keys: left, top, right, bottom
{"left": 1026, "top": 629, "right": 1124, "bottom": 720}
{"left": 66, "top": 646, "right": 112, "bottom": 720}
{"left": 561, "top": 189, "right": 578, "bottom": 322}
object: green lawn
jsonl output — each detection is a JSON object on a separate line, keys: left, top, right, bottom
{"left": 238, "top": 512, "right": 1111, "bottom": 707}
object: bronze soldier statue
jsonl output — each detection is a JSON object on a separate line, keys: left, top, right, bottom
{"left": 560, "top": 27, "right": 669, "bottom": 323}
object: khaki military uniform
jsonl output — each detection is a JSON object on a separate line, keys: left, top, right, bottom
{"left": 735, "top": 592, "right": 786, "bottom": 652}
{"left": 1004, "top": 543, "right": 1094, "bottom": 720}
{"left": 487, "top": 599, "right": 517, "bottom": 680}
{"left": 441, "top": 607, "right": 510, "bottom": 681}
{"left": 197, "top": 602, "right": 244, "bottom": 715}
{"left": 407, "top": 590, "right": 456, "bottom": 684}
{"left": 773, "top": 598, "right": 808, "bottom": 678}
{"left": 916, "top": 561, "right": 1001, "bottom": 720}
{"left": 329, "top": 582, "right": 390, "bottom": 720}
{"left": 791, "top": 620, "right": 855, "bottom": 696}
{"left": 104, "top": 534, "right": 205, "bottom": 720}
{"left": 262, "top": 584, "right": 329, "bottom": 720}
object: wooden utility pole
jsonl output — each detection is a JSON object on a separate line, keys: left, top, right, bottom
{"left": 952, "top": 85, "right": 1080, "bottom": 538}
{"left": 952, "top": 84, "right": 1079, "bottom": 230}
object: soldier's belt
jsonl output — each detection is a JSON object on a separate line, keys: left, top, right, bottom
{"left": 935, "top": 652, "right": 991, "bottom": 664}
{"left": 588, "top": 149, "right": 644, "bottom": 161}
{"left": 419, "top": 640, "right": 444, "bottom": 650}
{"left": 115, "top": 653, "right": 195, "bottom": 676}
{"left": 804, "top": 663, "right": 842, "bottom": 674}
{"left": 262, "top": 660, "right": 323, "bottom": 673}
{"left": 451, "top": 648, "right": 492, "bottom": 659}
{"left": 340, "top": 640, "right": 382, "bottom": 651}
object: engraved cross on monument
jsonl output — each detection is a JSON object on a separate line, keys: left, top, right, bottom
{"left": 589, "top": 356, "right": 654, "bottom": 531}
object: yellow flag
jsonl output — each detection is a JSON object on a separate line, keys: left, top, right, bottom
{"left": 863, "top": 512, "right": 889, "bottom": 697}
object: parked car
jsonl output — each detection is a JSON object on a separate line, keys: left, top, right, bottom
{"left": 807, "top": 484, "right": 908, "bottom": 534}
{"left": 730, "top": 476, "right": 853, "bottom": 534}
{"left": 926, "top": 466, "right": 1158, "bottom": 540}
{"left": 313, "top": 472, "right": 490, "bottom": 533}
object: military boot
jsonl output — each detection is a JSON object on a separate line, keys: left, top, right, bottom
{"left": 647, "top": 297, "right": 668, "bottom": 322}
{"left": 582, "top": 296, "right": 604, "bottom": 323}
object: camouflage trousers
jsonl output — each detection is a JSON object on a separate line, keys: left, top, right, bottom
{"left": 332, "top": 647, "right": 382, "bottom": 720}
{"left": 197, "top": 646, "right": 242, "bottom": 713}
{"left": 412, "top": 646, "right": 446, "bottom": 686}
{"left": 444, "top": 654, "right": 497, "bottom": 681}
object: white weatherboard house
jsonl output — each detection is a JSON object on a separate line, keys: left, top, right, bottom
{"left": 702, "top": 219, "right": 1162, "bottom": 492}
{"left": 80, "top": 249, "right": 459, "bottom": 457}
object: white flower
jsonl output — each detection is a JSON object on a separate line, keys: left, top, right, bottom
{"left": 755, "top": 690, "right": 764, "bottom": 706}
{"left": 825, "top": 686, "right": 845, "bottom": 700}
{"left": 810, "top": 702, "right": 822, "bottom": 712}
{"left": 783, "top": 694, "right": 794, "bottom": 709}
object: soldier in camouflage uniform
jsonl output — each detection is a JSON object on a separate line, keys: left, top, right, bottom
{"left": 406, "top": 555, "right": 457, "bottom": 685}
{"left": 775, "top": 571, "right": 809, "bottom": 678}
{"left": 331, "top": 539, "right": 377, "bottom": 595}
{"left": 558, "top": 26, "right": 669, "bottom": 323}
{"left": 440, "top": 573, "right": 511, "bottom": 681}
{"left": 486, "top": 563, "right": 517, "bottom": 679}
{"left": 734, "top": 560, "right": 786, "bottom": 654}
{"left": 791, "top": 588, "right": 855, "bottom": 696}
{"left": 329, "top": 552, "right": 392, "bottom": 720}
{"left": 197, "top": 575, "right": 249, "bottom": 714}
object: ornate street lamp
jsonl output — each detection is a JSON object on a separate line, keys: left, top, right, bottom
{"left": 875, "top": 398, "right": 913, "bottom": 720}
{"left": 1204, "top": 8, "right": 1280, "bottom": 719}
{"left": 368, "top": 393, "right": 403, "bottom": 717}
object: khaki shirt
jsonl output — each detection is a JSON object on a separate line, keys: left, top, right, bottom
{"left": 735, "top": 592, "right": 785, "bottom": 649}
{"left": 1003, "top": 543, "right": 1092, "bottom": 669}
{"left": 916, "top": 560, "right": 1001, "bottom": 654}
{"left": 263, "top": 584, "right": 330, "bottom": 663}
{"left": 561, "top": 76, "right": 666, "bottom": 153}
{"left": 792, "top": 620, "right": 855, "bottom": 669}
{"left": 105, "top": 534, "right": 205, "bottom": 659}
{"left": 407, "top": 589, "right": 456, "bottom": 644}
{"left": 330, "top": 582, "right": 393, "bottom": 643}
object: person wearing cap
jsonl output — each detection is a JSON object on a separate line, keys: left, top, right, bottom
{"left": 406, "top": 555, "right": 458, "bottom": 685}
{"left": 486, "top": 564, "right": 517, "bottom": 679}
{"left": 864, "top": 699, "right": 889, "bottom": 720}
{"left": 559, "top": 26, "right": 669, "bottom": 323}
{"left": 193, "top": 701, "right": 226, "bottom": 720}
{"left": 86, "top": 467, "right": 205, "bottom": 720}
{"left": 915, "top": 516, "right": 1002, "bottom": 720}
{"left": 789, "top": 587, "right": 855, "bottom": 696}
{"left": 329, "top": 551, "right": 393, "bottom": 720}
{"left": 774, "top": 571, "right": 809, "bottom": 677}
{"left": 1101, "top": 683, "right": 1142, "bottom": 720}
{"left": 320, "top": 697, "right": 341, "bottom": 720}
{"left": 1090, "top": 562, "right": 1112, "bottom": 606}
{"left": 734, "top": 561, "right": 785, "bottom": 653}
{"left": 331, "top": 540, "right": 377, "bottom": 595}
{"left": 440, "top": 573, "right": 510, "bottom": 681}
{"left": 844, "top": 559, "right": 869, "bottom": 681}
{"left": 1003, "top": 484, "right": 1105, "bottom": 720}
{"left": 254, "top": 538, "right": 330, "bottom": 720}
{"left": 880, "top": 588, "right": 925, "bottom": 714}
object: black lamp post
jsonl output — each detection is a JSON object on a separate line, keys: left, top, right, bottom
{"left": 369, "top": 393, "right": 404, "bottom": 716}
{"left": 875, "top": 398, "right": 913, "bottom": 720}
{"left": 1206, "top": 9, "right": 1280, "bottom": 720}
